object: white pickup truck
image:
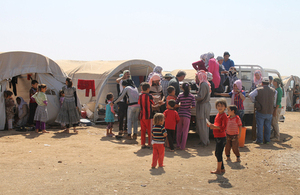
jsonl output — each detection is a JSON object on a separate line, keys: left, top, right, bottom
{"left": 168, "top": 65, "right": 286, "bottom": 126}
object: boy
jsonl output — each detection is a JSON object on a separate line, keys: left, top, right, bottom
{"left": 151, "top": 113, "right": 167, "bottom": 168}
{"left": 28, "top": 80, "right": 38, "bottom": 126}
{"left": 207, "top": 98, "right": 228, "bottom": 174}
{"left": 138, "top": 82, "right": 155, "bottom": 148}
{"left": 163, "top": 99, "right": 180, "bottom": 151}
{"left": 166, "top": 86, "right": 177, "bottom": 106}
{"left": 225, "top": 105, "right": 242, "bottom": 162}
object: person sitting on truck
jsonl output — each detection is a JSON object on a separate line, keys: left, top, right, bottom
{"left": 207, "top": 72, "right": 215, "bottom": 97}
{"left": 223, "top": 67, "right": 238, "bottom": 93}
{"left": 216, "top": 56, "right": 227, "bottom": 93}
{"left": 222, "top": 51, "right": 235, "bottom": 71}
{"left": 192, "top": 53, "right": 208, "bottom": 72}
{"left": 215, "top": 80, "right": 246, "bottom": 124}
{"left": 251, "top": 70, "right": 263, "bottom": 91}
{"left": 249, "top": 77, "right": 277, "bottom": 144}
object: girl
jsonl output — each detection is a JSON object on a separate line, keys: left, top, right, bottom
{"left": 59, "top": 90, "right": 65, "bottom": 107}
{"left": 55, "top": 78, "right": 80, "bottom": 133}
{"left": 32, "top": 84, "right": 49, "bottom": 133}
{"left": 105, "top": 93, "right": 115, "bottom": 137}
{"left": 15, "top": 97, "right": 29, "bottom": 127}
{"left": 215, "top": 80, "right": 246, "bottom": 123}
{"left": 4, "top": 90, "right": 15, "bottom": 130}
{"left": 176, "top": 82, "right": 196, "bottom": 150}
{"left": 113, "top": 79, "right": 140, "bottom": 140}
{"left": 207, "top": 98, "right": 228, "bottom": 174}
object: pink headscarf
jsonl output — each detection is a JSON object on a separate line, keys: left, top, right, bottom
{"left": 231, "top": 79, "right": 243, "bottom": 105}
{"left": 253, "top": 70, "right": 262, "bottom": 86}
{"left": 196, "top": 70, "right": 211, "bottom": 91}
{"left": 149, "top": 73, "right": 161, "bottom": 86}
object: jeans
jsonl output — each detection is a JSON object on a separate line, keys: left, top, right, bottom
{"left": 127, "top": 105, "right": 140, "bottom": 134}
{"left": 255, "top": 111, "right": 273, "bottom": 143}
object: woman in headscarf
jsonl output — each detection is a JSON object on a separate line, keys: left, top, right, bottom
{"left": 192, "top": 53, "right": 208, "bottom": 72}
{"left": 251, "top": 70, "right": 263, "bottom": 91}
{"left": 216, "top": 56, "right": 227, "bottom": 93}
{"left": 15, "top": 97, "right": 29, "bottom": 127}
{"left": 149, "top": 73, "right": 165, "bottom": 113}
{"left": 215, "top": 80, "right": 246, "bottom": 122}
{"left": 195, "top": 70, "right": 211, "bottom": 146}
{"left": 146, "top": 66, "right": 163, "bottom": 82}
{"left": 207, "top": 52, "right": 221, "bottom": 89}
{"left": 223, "top": 67, "right": 239, "bottom": 93}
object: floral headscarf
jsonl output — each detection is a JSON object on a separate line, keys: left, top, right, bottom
{"left": 196, "top": 70, "right": 211, "bottom": 91}
{"left": 253, "top": 70, "right": 262, "bottom": 86}
{"left": 149, "top": 73, "right": 161, "bottom": 86}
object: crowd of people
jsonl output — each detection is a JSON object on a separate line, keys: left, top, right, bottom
{"left": 3, "top": 51, "right": 284, "bottom": 173}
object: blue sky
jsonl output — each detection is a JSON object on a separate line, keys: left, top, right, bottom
{"left": 1, "top": 0, "right": 300, "bottom": 76}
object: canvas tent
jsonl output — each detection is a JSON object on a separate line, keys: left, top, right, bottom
{"left": 282, "top": 75, "right": 300, "bottom": 109}
{"left": 56, "top": 59, "right": 155, "bottom": 121}
{"left": 0, "top": 51, "right": 68, "bottom": 130}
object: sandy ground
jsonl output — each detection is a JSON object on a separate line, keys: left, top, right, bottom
{"left": 0, "top": 112, "right": 299, "bottom": 195}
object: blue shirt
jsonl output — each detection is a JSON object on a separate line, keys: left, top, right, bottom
{"left": 222, "top": 59, "right": 235, "bottom": 71}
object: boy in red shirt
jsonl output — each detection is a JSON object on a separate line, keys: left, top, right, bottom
{"left": 163, "top": 99, "right": 180, "bottom": 151}
{"left": 139, "top": 82, "right": 155, "bottom": 149}
{"left": 225, "top": 105, "right": 242, "bottom": 162}
{"left": 207, "top": 98, "right": 228, "bottom": 174}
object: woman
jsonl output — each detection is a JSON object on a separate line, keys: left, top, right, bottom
{"left": 114, "top": 79, "right": 140, "bottom": 140}
{"left": 224, "top": 67, "right": 238, "bottom": 93}
{"left": 149, "top": 73, "right": 164, "bottom": 113}
{"left": 216, "top": 56, "right": 227, "bottom": 93}
{"left": 192, "top": 53, "right": 208, "bottom": 72}
{"left": 195, "top": 70, "right": 211, "bottom": 146}
{"left": 15, "top": 97, "right": 29, "bottom": 127}
{"left": 207, "top": 52, "right": 221, "bottom": 89}
{"left": 251, "top": 70, "right": 263, "bottom": 91}
{"left": 55, "top": 78, "right": 80, "bottom": 133}
{"left": 207, "top": 72, "right": 215, "bottom": 97}
{"left": 271, "top": 78, "right": 283, "bottom": 142}
{"left": 146, "top": 66, "right": 163, "bottom": 82}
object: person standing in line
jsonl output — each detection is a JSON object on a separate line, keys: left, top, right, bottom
{"left": 55, "top": 78, "right": 80, "bottom": 134}
{"left": 195, "top": 70, "right": 211, "bottom": 146}
{"left": 222, "top": 51, "right": 235, "bottom": 71}
{"left": 271, "top": 78, "right": 283, "bottom": 142}
{"left": 161, "top": 73, "right": 173, "bottom": 100}
{"left": 15, "top": 97, "right": 29, "bottom": 127}
{"left": 168, "top": 70, "right": 186, "bottom": 96}
{"left": 146, "top": 66, "right": 163, "bottom": 82}
{"left": 105, "top": 93, "right": 115, "bottom": 137}
{"left": 249, "top": 77, "right": 277, "bottom": 144}
{"left": 4, "top": 90, "right": 15, "bottom": 130}
{"left": 32, "top": 84, "right": 49, "bottom": 133}
{"left": 175, "top": 82, "right": 195, "bottom": 150}
{"left": 28, "top": 80, "right": 38, "bottom": 127}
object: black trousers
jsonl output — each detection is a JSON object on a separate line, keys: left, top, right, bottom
{"left": 215, "top": 137, "right": 227, "bottom": 170}
{"left": 118, "top": 102, "right": 128, "bottom": 131}
{"left": 167, "top": 129, "right": 175, "bottom": 150}
{"left": 28, "top": 102, "right": 38, "bottom": 125}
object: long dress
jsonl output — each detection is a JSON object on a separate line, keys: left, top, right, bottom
{"left": 195, "top": 82, "right": 211, "bottom": 145}
{"left": 55, "top": 86, "right": 80, "bottom": 125}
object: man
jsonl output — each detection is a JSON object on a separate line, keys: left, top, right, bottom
{"left": 168, "top": 70, "right": 186, "bottom": 96}
{"left": 222, "top": 51, "right": 235, "bottom": 71}
{"left": 269, "top": 76, "right": 274, "bottom": 88}
{"left": 161, "top": 73, "right": 173, "bottom": 98}
{"left": 116, "top": 70, "right": 131, "bottom": 135}
{"left": 249, "top": 77, "right": 277, "bottom": 144}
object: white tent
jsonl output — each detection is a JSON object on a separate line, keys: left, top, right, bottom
{"left": 0, "top": 51, "right": 68, "bottom": 130}
{"left": 283, "top": 75, "right": 300, "bottom": 109}
{"left": 56, "top": 59, "right": 155, "bottom": 121}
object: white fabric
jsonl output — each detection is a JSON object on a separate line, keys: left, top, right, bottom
{"left": 17, "top": 97, "right": 27, "bottom": 118}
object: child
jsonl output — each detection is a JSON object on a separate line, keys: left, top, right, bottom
{"left": 138, "top": 82, "right": 155, "bottom": 149}
{"left": 207, "top": 98, "right": 228, "bottom": 174}
{"left": 163, "top": 99, "right": 180, "bottom": 151}
{"left": 166, "top": 86, "right": 177, "bottom": 106}
{"left": 151, "top": 113, "right": 167, "bottom": 168}
{"left": 293, "top": 96, "right": 300, "bottom": 111}
{"left": 28, "top": 80, "right": 38, "bottom": 126}
{"left": 4, "top": 91, "right": 15, "bottom": 130}
{"left": 175, "top": 82, "right": 195, "bottom": 150}
{"left": 215, "top": 80, "right": 245, "bottom": 124}
{"left": 32, "top": 84, "right": 49, "bottom": 133}
{"left": 225, "top": 105, "right": 242, "bottom": 162}
{"left": 105, "top": 93, "right": 115, "bottom": 137}
{"left": 59, "top": 90, "right": 65, "bottom": 107}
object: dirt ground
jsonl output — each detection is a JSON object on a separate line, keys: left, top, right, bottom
{"left": 0, "top": 112, "right": 299, "bottom": 195}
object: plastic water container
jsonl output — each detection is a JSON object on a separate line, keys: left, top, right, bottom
{"left": 81, "top": 110, "right": 87, "bottom": 119}
{"left": 239, "top": 127, "right": 247, "bottom": 147}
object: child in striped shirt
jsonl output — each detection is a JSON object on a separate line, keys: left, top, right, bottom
{"left": 175, "top": 82, "right": 195, "bottom": 150}
{"left": 151, "top": 113, "right": 167, "bottom": 169}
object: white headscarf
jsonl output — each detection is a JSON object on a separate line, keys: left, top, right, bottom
{"left": 205, "top": 52, "right": 214, "bottom": 68}
{"left": 200, "top": 53, "right": 207, "bottom": 61}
